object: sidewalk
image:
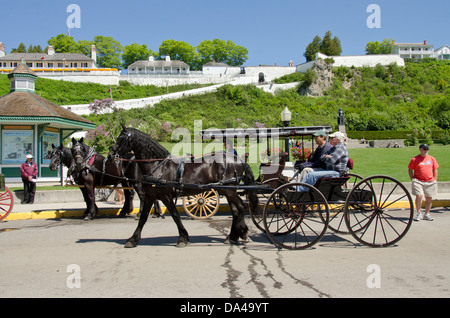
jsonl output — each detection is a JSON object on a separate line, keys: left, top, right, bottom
{"left": 4, "top": 183, "right": 450, "bottom": 221}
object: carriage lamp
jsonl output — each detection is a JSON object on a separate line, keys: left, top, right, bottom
{"left": 281, "top": 104, "right": 291, "bottom": 161}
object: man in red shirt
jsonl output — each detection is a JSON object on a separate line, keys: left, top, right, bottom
{"left": 408, "top": 144, "right": 439, "bottom": 221}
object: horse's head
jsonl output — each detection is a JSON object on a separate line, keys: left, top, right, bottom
{"left": 110, "top": 126, "right": 132, "bottom": 157}
{"left": 49, "top": 144, "right": 64, "bottom": 171}
{"left": 71, "top": 137, "right": 89, "bottom": 170}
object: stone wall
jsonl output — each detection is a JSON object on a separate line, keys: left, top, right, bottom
{"left": 296, "top": 53, "right": 405, "bottom": 73}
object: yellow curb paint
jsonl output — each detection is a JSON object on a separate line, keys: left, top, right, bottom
{"left": 4, "top": 201, "right": 450, "bottom": 221}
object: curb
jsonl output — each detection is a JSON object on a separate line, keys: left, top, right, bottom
{"left": 4, "top": 200, "right": 450, "bottom": 221}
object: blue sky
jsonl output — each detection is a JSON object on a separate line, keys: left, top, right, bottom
{"left": 1, "top": 0, "right": 448, "bottom": 66}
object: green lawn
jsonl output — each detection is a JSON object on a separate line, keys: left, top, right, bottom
{"left": 19, "top": 142, "right": 445, "bottom": 192}
{"left": 348, "top": 145, "right": 449, "bottom": 182}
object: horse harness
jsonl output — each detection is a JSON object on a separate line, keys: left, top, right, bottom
{"left": 141, "top": 155, "right": 243, "bottom": 196}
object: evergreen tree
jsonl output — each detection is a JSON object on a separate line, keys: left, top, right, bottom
{"left": 304, "top": 36, "right": 321, "bottom": 62}
{"left": 17, "top": 43, "right": 26, "bottom": 53}
{"left": 303, "top": 31, "right": 342, "bottom": 61}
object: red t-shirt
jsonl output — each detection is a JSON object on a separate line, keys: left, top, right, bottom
{"left": 408, "top": 154, "right": 439, "bottom": 182}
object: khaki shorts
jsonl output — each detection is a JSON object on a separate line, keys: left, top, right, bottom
{"left": 411, "top": 179, "right": 437, "bottom": 197}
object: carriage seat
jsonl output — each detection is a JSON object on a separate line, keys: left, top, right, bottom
{"left": 312, "top": 158, "right": 353, "bottom": 187}
{"left": 312, "top": 158, "right": 354, "bottom": 200}
{"left": 257, "top": 152, "right": 288, "bottom": 183}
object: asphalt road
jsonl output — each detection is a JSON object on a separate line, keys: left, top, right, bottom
{"left": 1, "top": 208, "right": 449, "bottom": 300}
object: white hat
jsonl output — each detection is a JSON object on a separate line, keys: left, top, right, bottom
{"left": 26, "top": 154, "right": 33, "bottom": 159}
{"left": 329, "top": 131, "right": 346, "bottom": 142}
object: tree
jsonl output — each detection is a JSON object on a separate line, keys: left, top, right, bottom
{"left": 158, "top": 40, "right": 200, "bottom": 70}
{"left": 17, "top": 43, "right": 27, "bottom": 53}
{"left": 122, "top": 43, "right": 153, "bottom": 69}
{"left": 47, "top": 34, "right": 76, "bottom": 53}
{"left": 304, "top": 36, "right": 321, "bottom": 61}
{"left": 197, "top": 39, "right": 248, "bottom": 66}
{"left": 303, "top": 31, "right": 342, "bottom": 61}
{"left": 320, "top": 31, "right": 342, "bottom": 56}
{"left": 74, "top": 40, "right": 94, "bottom": 56}
{"left": 93, "top": 35, "right": 123, "bottom": 69}
{"left": 365, "top": 38, "right": 394, "bottom": 55}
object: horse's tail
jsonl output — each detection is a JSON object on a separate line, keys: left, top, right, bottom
{"left": 243, "top": 163, "right": 261, "bottom": 215}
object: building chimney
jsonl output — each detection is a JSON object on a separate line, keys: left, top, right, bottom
{"left": 424, "top": 40, "right": 427, "bottom": 45}
{"left": 165, "top": 55, "right": 170, "bottom": 62}
{"left": 149, "top": 55, "right": 154, "bottom": 62}
{"left": 47, "top": 45, "right": 55, "bottom": 55}
{"left": 0, "top": 42, "right": 5, "bottom": 57}
{"left": 91, "top": 45, "right": 97, "bottom": 64}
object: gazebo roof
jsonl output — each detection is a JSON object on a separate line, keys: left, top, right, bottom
{"left": 0, "top": 91, "right": 95, "bottom": 129}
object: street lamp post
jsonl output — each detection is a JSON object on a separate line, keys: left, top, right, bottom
{"left": 281, "top": 104, "right": 291, "bottom": 161}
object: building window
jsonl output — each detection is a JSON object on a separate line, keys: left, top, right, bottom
{"left": 58, "top": 63, "right": 63, "bottom": 67}
{"left": 1, "top": 130, "right": 34, "bottom": 164}
{"left": 42, "top": 131, "right": 59, "bottom": 165}
{"left": 36, "top": 63, "right": 43, "bottom": 67}
{"left": 48, "top": 63, "right": 53, "bottom": 67}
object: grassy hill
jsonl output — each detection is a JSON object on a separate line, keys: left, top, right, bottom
{"left": 0, "top": 75, "right": 211, "bottom": 105}
{"left": 1, "top": 59, "right": 449, "bottom": 138}
{"left": 80, "top": 59, "right": 450, "bottom": 144}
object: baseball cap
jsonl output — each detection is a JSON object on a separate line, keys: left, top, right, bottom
{"left": 329, "top": 131, "right": 346, "bottom": 142}
{"left": 419, "top": 144, "right": 429, "bottom": 150}
{"left": 313, "top": 131, "right": 327, "bottom": 137}
{"left": 26, "top": 154, "right": 33, "bottom": 159}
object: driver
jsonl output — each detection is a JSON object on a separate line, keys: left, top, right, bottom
{"left": 297, "top": 131, "right": 348, "bottom": 191}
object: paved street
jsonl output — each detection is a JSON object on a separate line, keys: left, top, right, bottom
{"left": 1, "top": 208, "right": 449, "bottom": 299}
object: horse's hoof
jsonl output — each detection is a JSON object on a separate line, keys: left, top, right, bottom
{"left": 176, "top": 240, "right": 189, "bottom": 248}
{"left": 124, "top": 241, "right": 137, "bottom": 248}
{"left": 224, "top": 235, "right": 238, "bottom": 245}
{"left": 240, "top": 232, "right": 251, "bottom": 242}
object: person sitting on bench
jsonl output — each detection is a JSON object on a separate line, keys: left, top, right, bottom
{"left": 297, "top": 131, "right": 349, "bottom": 191}
{"left": 292, "top": 130, "right": 332, "bottom": 182}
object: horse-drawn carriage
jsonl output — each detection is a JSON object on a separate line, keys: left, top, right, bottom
{"left": 0, "top": 174, "right": 14, "bottom": 221}
{"left": 64, "top": 125, "right": 413, "bottom": 250}
{"left": 194, "top": 126, "right": 414, "bottom": 249}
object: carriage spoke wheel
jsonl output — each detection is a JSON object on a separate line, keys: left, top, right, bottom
{"left": 183, "top": 190, "right": 220, "bottom": 219}
{"left": 263, "top": 183, "right": 329, "bottom": 250}
{"left": 344, "top": 175, "right": 413, "bottom": 247}
{"left": 328, "top": 173, "right": 363, "bottom": 234}
{"left": 0, "top": 187, "right": 14, "bottom": 221}
{"left": 249, "top": 178, "right": 282, "bottom": 233}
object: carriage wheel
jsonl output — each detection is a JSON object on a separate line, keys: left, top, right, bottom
{"left": 344, "top": 175, "right": 413, "bottom": 247}
{"left": 328, "top": 173, "right": 363, "bottom": 234}
{"left": 0, "top": 187, "right": 14, "bottom": 221}
{"left": 249, "top": 178, "right": 281, "bottom": 233}
{"left": 263, "top": 183, "right": 329, "bottom": 250}
{"left": 183, "top": 190, "right": 220, "bottom": 219}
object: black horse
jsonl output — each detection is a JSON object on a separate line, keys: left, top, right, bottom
{"left": 110, "top": 126, "right": 260, "bottom": 248}
{"left": 67, "top": 137, "right": 158, "bottom": 220}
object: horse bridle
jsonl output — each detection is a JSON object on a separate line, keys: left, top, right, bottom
{"left": 73, "top": 143, "right": 86, "bottom": 163}
{"left": 50, "top": 148, "right": 63, "bottom": 167}
{"left": 111, "top": 130, "right": 132, "bottom": 157}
